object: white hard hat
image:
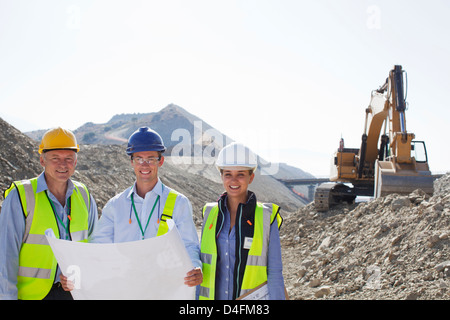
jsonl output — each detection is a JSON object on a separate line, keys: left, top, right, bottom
{"left": 215, "top": 142, "right": 258, "bottom": 172}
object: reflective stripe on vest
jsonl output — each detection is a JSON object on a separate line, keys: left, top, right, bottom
{"left": 199, "top": 203, "right": 219, "bottom": 300}
{"left": 156, "top": 190, "right": 179, "bottom": 236}
{"left": 4, "top": 178, "right": 90, "bottom": 300}
{"left": 199, "top": 202, "right": 281, "bottom": 300}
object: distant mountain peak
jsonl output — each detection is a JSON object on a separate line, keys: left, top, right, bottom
{"left": 161, "top": 103, "right": 184, "bottom": 113}
{"left": 25, "top": 104, "right": 221, "bottom": 148}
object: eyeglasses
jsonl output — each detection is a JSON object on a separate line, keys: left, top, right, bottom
{"left": 132, "top": 156, "right": 161, "bottom": 165}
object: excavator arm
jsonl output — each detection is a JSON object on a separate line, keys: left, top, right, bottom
{"left": 373, "top": 65, "right": 433, "bottom": 197}
{"left": 315, "top": 65, "right": 434, "bottom": 211}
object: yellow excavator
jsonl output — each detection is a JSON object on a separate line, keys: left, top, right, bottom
{"left": 315, "top": 65, "right": 434, "bottom": 211}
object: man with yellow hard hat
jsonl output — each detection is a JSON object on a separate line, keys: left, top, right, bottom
{"left": 0, "top": 127, "right": 98, "bottom": 300}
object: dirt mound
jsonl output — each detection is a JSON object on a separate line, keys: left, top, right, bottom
{"left": 0, "top": 118, "right": 41, "bottom": 197}
{"left": 281, "top": 173, "right": 450, "bottom": 299}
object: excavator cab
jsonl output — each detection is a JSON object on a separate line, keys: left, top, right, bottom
{"left": 374, "top": 139, "right": 433, "bottom": 198}
{"left": 411, "top": 140, "right": 428, "bottom": 163}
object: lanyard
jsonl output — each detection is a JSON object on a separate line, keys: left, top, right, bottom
{"left": 130, "top": 193, "right": 160, "bottom": 240}
{"left": 46, "top": 191, "right": 71, "bottom": 240}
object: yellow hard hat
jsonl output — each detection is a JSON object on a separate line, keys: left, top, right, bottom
{"left": 38, "top": 127, "right": 80, "bottom": 154}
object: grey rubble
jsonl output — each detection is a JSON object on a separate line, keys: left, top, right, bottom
{"left": 281, "top": 173, "right": 450, "bottom": 300}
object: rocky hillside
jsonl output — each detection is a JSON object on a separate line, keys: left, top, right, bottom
{"left": 281, "top": 174, "right": 450, "bottom": 300}
{"left": 26, "top": 104, "right": 230, "bottom": 153}
{"left": 25, "top": 104, "right": 314, "bottom": 185}
{"left": 0, "top": 117, "right": 42, "bottom": 194}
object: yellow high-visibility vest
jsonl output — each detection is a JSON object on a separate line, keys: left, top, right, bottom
{"left": 156, "top": 190, "right": 179, "bottom": 236}
{"left": 199, "top": 201, "right": 282, "bottom": 300}
{"left": 4, "top": 178, "right": 90, "bottom": 300}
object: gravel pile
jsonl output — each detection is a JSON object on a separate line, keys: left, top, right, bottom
{"left": 281, "top": 173, "right": 450, "bottom": 300}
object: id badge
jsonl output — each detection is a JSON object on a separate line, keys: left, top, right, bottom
{"left": 243, "top": 237, "right": 253, "bottom": 249}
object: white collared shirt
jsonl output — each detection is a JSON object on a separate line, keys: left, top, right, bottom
{"left": 90, "top": 178, "right": 201, "bottom": 269}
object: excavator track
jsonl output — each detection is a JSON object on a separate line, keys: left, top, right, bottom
{"left": 314, "top": 183, "right": 335, "bottom": 211}
{"left": 314, "top": 183, "right": 356, "bottom": 212}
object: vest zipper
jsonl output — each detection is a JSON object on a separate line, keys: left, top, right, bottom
{"left": 217, "top": 199, "right": 225, "bottom": 237}
{"left": 67, "top": 197, "right": 72, "bottom": 241}
{"left": 235, "top": 204, "right": 243, "bottom": 300}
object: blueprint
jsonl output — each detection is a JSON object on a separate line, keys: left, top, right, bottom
{"left": 46, "top": 220, "right": 195, "bottom": 300}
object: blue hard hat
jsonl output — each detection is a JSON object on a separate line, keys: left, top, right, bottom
{"left": 126, "top": 127, "right": 166, "bottom": 155}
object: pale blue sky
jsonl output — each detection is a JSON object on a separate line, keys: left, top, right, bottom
{"left": 1, "top": 0, "right": 449, "bottom": 176}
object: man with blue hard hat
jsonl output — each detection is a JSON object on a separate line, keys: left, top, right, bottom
{"left": 88, "top": 127, "right": 203, "bottom": 289}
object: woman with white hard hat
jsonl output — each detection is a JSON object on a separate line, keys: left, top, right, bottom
{"left": 197, "top": 142, "right": 285, "bottom": 300}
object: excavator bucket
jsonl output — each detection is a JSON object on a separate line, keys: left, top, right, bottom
{"left": 374, "top": 159, "right": 434, "bottom": 198}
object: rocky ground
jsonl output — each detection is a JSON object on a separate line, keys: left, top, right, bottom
{"left": 280, "top": 173, "right": 450, "bottom": 300}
